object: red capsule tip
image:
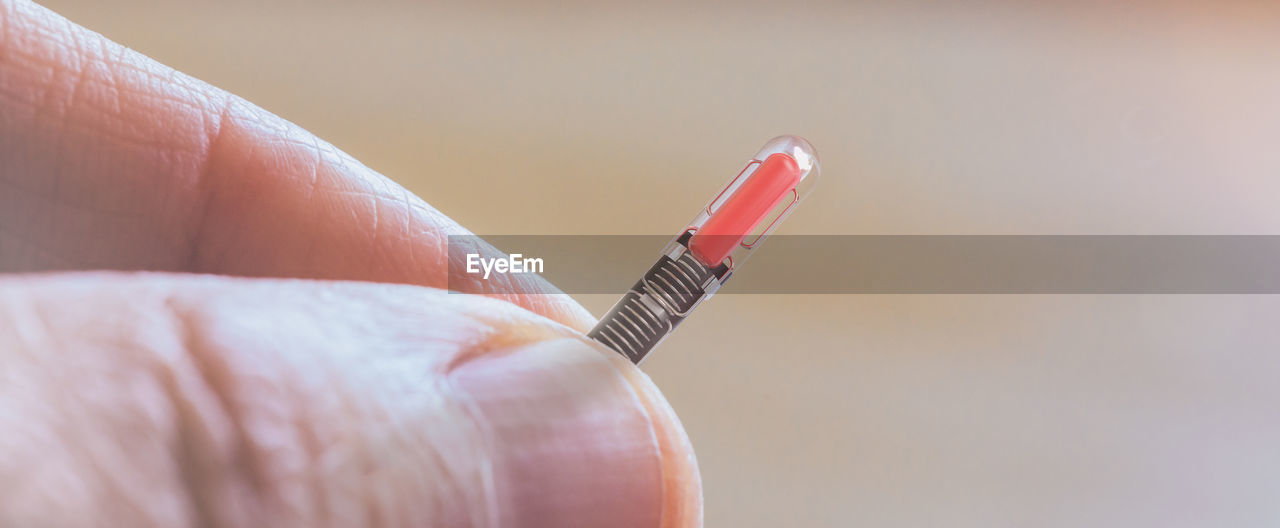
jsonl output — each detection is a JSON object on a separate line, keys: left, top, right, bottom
{"left": 689, "top": 152, "right": 801, "bottom": 267}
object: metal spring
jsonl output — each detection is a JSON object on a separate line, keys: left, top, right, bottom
{"left": 646, "top": 253, "right": 713, "bottom": 315}
{"left": 590, "top": 292, "right": 670, "bottom": 362}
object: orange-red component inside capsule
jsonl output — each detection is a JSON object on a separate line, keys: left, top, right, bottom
{"left": 689, "top": 152, "right": 801, "bottom": 267}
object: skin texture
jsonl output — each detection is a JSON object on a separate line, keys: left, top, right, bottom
{"left": 0, "top": 1, "right": 701, "bottom": 527}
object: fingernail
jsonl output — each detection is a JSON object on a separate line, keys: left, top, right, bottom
{"left": 451, "top": 338, "right": 665, "bottom": 528}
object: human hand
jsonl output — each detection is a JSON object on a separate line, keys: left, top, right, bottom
{"left": 0, "top": 1, "right": 700, "bottom": 526}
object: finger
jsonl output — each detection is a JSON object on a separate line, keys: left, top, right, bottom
{"left": 0, "top": 273, "right": 700, "bottom": 528}
{"left": 0, "top": 0, "right": 593, "bottom": 330}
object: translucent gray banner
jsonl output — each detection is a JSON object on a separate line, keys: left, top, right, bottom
{"left": 447, "top": 235, "right": 1280, "bottom": 294}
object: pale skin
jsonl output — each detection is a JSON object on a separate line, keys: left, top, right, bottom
{"left": 0, "top": 1, "right": 700, "bottom": 526}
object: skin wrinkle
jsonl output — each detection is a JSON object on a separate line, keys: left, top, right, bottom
{"left": 322, "top": 187, "right": 393, "bottom": 201}
{"left": 439, "top": 368, "right": 502, "bottom": 528}
{"left": 41, "top": 25, "right": 80, "bottom": 248}
{"left": 305, "top": 134, "right": 321, "bottom": 204}
{"left": 25, "top": 9, "right": 59, "bottom": 121}
{"left": 161, "top": 295, "right": 270, "bottom": 528}
{"left": 283, "top": 353, "right": 327, "bottom": 526}
{"left": 50, "top": 28, "right": 84, "bottom": 239}
{"left": 96, "top": 37, "right": 122, "bottom": 115}
{"left": 61, "top": 407, "right": 140, "bottom": 524}
{"left": 369, "top": 186, "right": 381, "bottom": 249}
{"left": 59, "top": 21, "right": 89, "bottom": 129}
{"left": 276, "top": 329, "right": 350, "bottom": 527}
{"left": 111, "top": 83, "right": 209, "bottom": 120}
{"left": 136, "top": 60, "right": 196, "bottom": 262}
{"left": 150, "top": 329, "right": 225, "bottom": 528}
{"left": 293, "top": 314, "right": 366, "bottom": 526}
{"left": 401, "top": 187, "right": 417, "bottom": 268}
{"left": 185, "top": 97, "right": 234, "bottom": 272}
{"left": 197, "top": 106, "right": 260, "bottom": 273}
{"left": 366, "top": 287, "right": 539, "bottom": 528}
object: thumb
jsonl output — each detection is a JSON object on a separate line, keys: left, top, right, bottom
{"left": 0, "top": 273, "right": 701, "bottom": 528}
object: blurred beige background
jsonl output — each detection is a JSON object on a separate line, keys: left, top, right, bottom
{"left": 38, "top": 1, "right": 1280, "bottom": 526}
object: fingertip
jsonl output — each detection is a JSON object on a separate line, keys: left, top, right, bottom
{"left": 450, "top": 338, "right": 700, "bottom": 528}
{"left": 595, "top": 345, "right": 704, "bottom": 528}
